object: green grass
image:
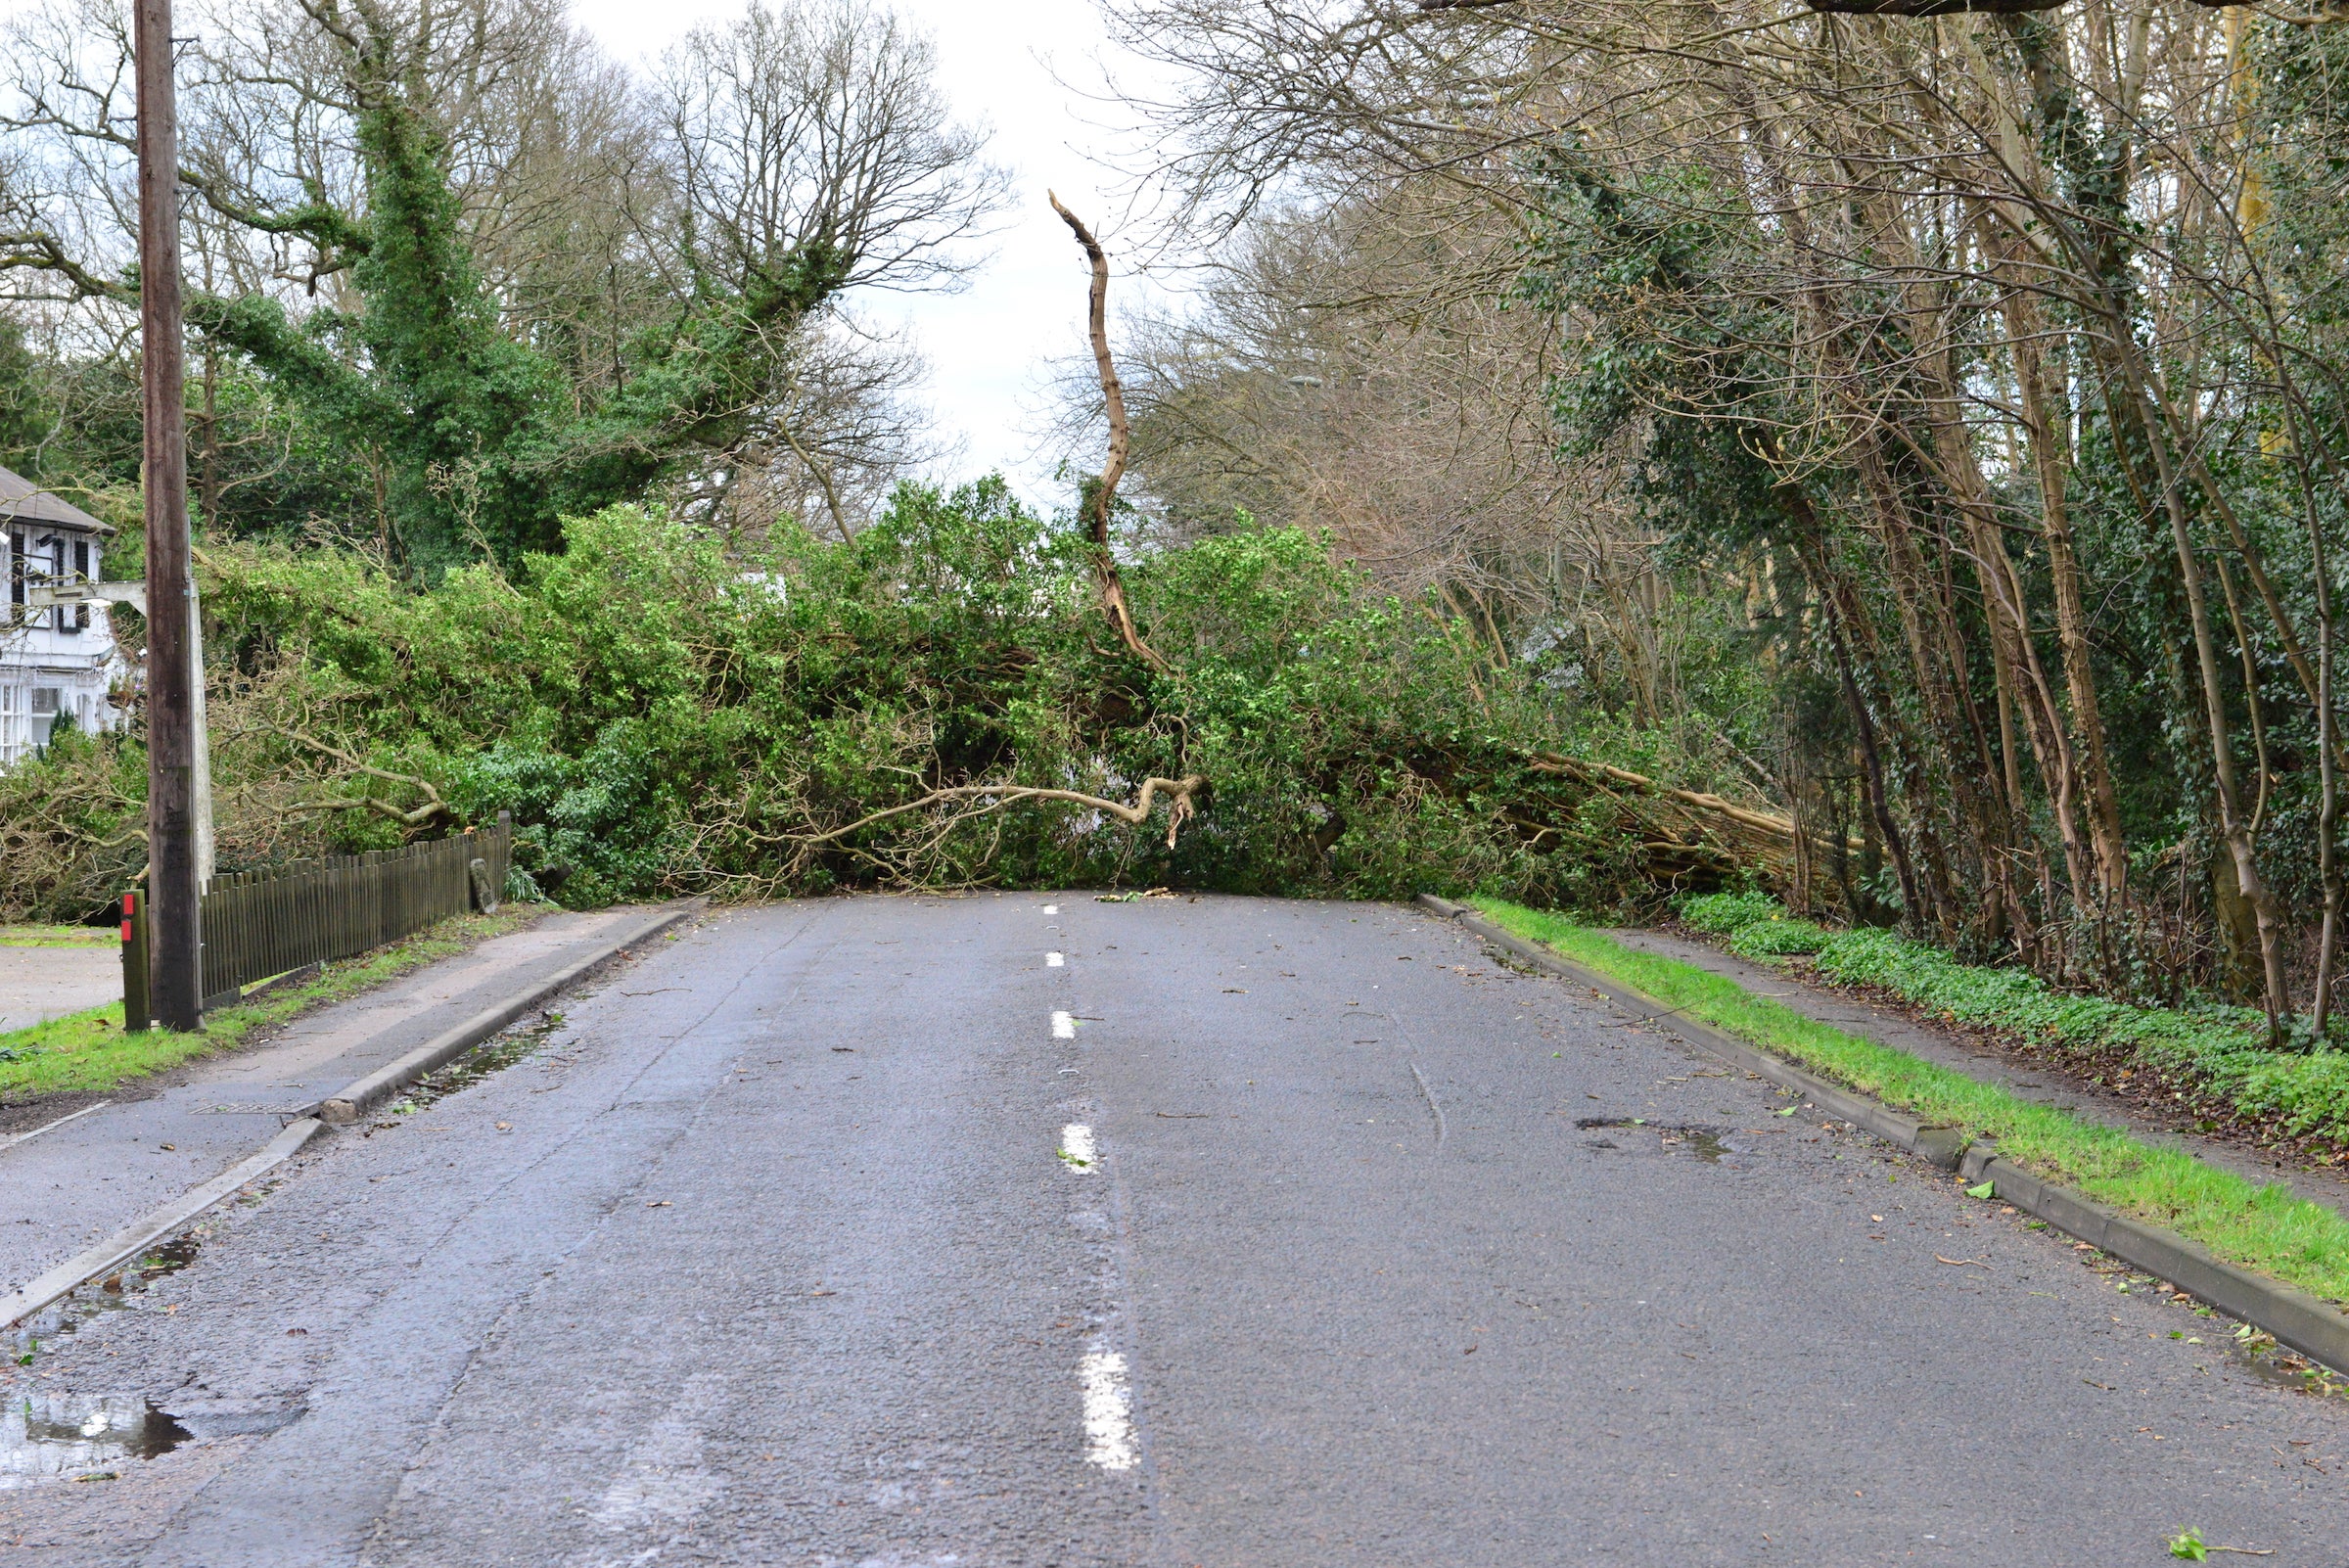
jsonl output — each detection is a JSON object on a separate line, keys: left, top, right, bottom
{"left": 0, "top": 905, "right": 551, "bottom": 1100}
{"left": 0, "top": 924, "right": 115, "bottom": 947}
{"left": 1477, "top": 897, "right": 2349, "bottom": 1304}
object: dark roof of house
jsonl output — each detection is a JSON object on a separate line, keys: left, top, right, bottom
{"left": 0, "top": 466, "right": 115, "bottom": 535}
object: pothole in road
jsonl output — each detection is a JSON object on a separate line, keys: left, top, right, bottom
{"left": 0, "top": 1393, "right": 189, "bottom": 1487}
{"left": 1576, "top": 1118, "right": 1730, "bottom": 1164}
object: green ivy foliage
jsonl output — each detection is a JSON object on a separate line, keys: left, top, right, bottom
{"left": 1726, "top": 918, "right": 1832, "bottom": 959}
{"left": 1677, "top": 885, "right": 2349, "bottom": 1144}
{"left": 1674, "top": 890, "right": 1784, "bottom": 936}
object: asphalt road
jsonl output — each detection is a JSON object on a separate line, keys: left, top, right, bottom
{"left": 0, "top": 905, "right": 671, "bottom": 1300}
{"left": 6, "top": 894, "right": 2349, "bottom": 1565}
{"left": 0, "top": 942, "right": 116, "bottom": 1034}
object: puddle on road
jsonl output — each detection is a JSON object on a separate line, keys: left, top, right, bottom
{"left": 0, "top": 1394, "right": 188, "bottom": 1487}
{"left": 1576, "top": 1118, "right": 1730, "bottom": 1164}
{"left": 12, "top": 1231, "right": 207, "bottom": 1354}
{"left": 379, "top": 1015, "right": 565, "bottom": 1122}
{"left": 130, "top": 1234, "right": 200, "bottom": 1281}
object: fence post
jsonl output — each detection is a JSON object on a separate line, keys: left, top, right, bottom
{"left": 120, "top": 890, "right": 150, "bottom": 1033}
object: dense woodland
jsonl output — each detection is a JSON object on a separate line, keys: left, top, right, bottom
{"left": 3, "top": 0, "right": 2349, "bottom": 1040}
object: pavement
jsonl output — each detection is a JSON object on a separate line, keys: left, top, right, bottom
{"left": 1607, "top": 928, "right": 2349, "bottom": 1216}
{"left": 0, "top": 943, "right": 118, "bottom": 1034}
{"left": 0, "top": 905, "right": 684, "bottom": 1302}
{"left": 2, "top": 893, "right": 2346, "bottom": 1565}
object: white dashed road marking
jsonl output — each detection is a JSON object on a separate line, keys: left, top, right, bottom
{"left": 591, "top": 1389, "right": 723, "bottom": 1529}
{"left": 1051, "top": 1010, "right": 1077, "bottom": 1039}
{"left": 1077, "top": 1350, "right": 1138, "bottom": 1470}
{"left": 1059, "top": 1124, "right": 1096, "bottom": 1170}
{"left": 1046, "top": 951, "right": 1065, "bottom": 967}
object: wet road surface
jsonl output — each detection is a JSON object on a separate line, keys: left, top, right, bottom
{"left": 6, "top": 895, "right": 2349, "bottom": 1565}
{"left": 0, "top": 906, "right": 672, "bottom": 1300}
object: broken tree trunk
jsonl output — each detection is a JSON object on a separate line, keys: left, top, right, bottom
{"left": 1049, "top": 192, "right": 1166, "bottom": 671}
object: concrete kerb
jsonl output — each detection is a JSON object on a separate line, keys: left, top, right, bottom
{"left": 3, "top": 1117, "right": 329, "bottom": 1330}
{"left": 3, "top": 899, "right": 704, "bottom": 1332}
{"left": 1417, "top": 893, "right": 2349, "bottom": 1375}
{"left": 314, "top": 899, "right": 703, "bottom": 1124}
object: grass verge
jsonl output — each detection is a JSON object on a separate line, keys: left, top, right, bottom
{"left": 0, "top": 925, "right": 115, "bottom": 948}
{"left": 0, "top": 904, "right": 551, "bottom": 1100}
{"left": 1476, "top": 897, "right": 2349, "bottom": 1304}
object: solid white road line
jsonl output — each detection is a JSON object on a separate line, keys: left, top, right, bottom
{"left": 1042, "top": 904, "right": 1059, "bottom": 914}
{"left": 1077, "top": 1349, "right": 1138, "bottom": 1470}
{"left": 1051, "top": 1010, "right": 1077, "bottom": 1039}
{"left": 1046, "top": 951, "right": 1065, "bottom": 967}
{"left": 1059, "top": 1124, "right": 1096, "bottom": 1171}
{"left": 0, "top": 1099, "right": 112, "bottom": 1154}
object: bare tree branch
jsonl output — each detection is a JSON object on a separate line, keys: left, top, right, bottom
{"left": 795, "top": 774, "right": 1208, "bottom": 853}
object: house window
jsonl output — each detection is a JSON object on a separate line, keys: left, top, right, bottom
{"left": 31, "top": 688, "right": 58, "bottom": 715}
{"left": 71, "top": 539, "right": 88, "bottom": 630}
{"left": 7, "top": 530, "right": 21, "bottom": 623}
{"left": 43, "top": 536, "right": 64, "bottom": 631}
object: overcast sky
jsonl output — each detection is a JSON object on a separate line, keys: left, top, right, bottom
{"left": 575, "top": 0, "right": 1175, "bottom": 512}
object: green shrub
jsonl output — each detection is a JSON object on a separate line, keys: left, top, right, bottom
{"left": 1676, "top": 890, "right": 1783, "bottom": 934}
{"left": 4, "top": 484, "right": 1774, "bottom": 919}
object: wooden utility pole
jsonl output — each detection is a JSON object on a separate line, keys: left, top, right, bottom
{"left": 136, "top": 0, "right": 201, "bottom": 1031}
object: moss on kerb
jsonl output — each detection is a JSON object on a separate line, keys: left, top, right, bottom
{"left": 1476, "top": 898, "right": 2349, "bottom": 1306}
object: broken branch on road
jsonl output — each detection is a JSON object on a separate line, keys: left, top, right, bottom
{"left": 793, "top": 775, "right": 1207, "bottom": 853}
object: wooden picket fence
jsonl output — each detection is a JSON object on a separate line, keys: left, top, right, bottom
{"left": 122, "top": 813, "right": 511, "bottom": 1027}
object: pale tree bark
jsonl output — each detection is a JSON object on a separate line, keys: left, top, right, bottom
{"left": 1050, "top": 191, "right": 1166, "bottom": 671}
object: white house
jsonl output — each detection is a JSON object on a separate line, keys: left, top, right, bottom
{"left": 1, "top": 466, "right": 124, "bottom": 766}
